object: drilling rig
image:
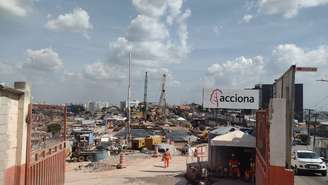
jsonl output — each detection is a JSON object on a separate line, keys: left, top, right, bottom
{"left": 143, "top": 72, "right": 148, "bottom": 120}
{"left": 158, "top": 74, "right": 167, "bottom": 122}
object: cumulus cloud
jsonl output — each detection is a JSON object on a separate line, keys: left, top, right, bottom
{"left": 206, "top": 43, "right": 328, "bottom": 89}
{"left": 205, "top": 56, "right": 265, "bottom": 88}
{"left": 0, "top": 0, "right": 31, "bottom": 17}
{"left": 132, "top": 0, "right": 167, "bottom": 17}
{"left": 23, "top": 48, "right": 63, "bottom": 72}
{"left": 127, "top": 15, "right": 169, "bottom": 42}
{"left": 84, "top": 0, "right": 191, "bottom": 83}
{"left": 83, "top": 62, "right": 126, "bottom": 81}
{"left": 46, "top": 8, "right": 93, "bottom": 33}
{"left": 256, "top": 0, "right": 328, "bottom": 18}
{"left": 272, "top": 44, "right": 328, "bottom": 66}
{"left": 106, "top": 0, "right": 190, "bottom": 67}
{"left": 271, "top": 44, "right": 328, "bottom": 79}
{"left": 166, "top": 0, "right": 183, "bottom": 25}
{"left": 242, "top": 14, "right": 253, "bottom": 23}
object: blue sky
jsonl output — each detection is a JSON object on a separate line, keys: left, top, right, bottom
{"left": 1, "top": 0, "right": 328, "bottom": 109}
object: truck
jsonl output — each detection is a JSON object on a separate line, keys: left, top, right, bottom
{"left": 70, "top": 129, "right": 99, "bottom": 162}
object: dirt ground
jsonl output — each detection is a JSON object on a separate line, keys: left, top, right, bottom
{"left": 65, "top": 154, "right": 189, "bottom": 185}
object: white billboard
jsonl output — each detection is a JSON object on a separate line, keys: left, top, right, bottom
{"left": 204, "top": 88, "right": 259, "bottom": 109}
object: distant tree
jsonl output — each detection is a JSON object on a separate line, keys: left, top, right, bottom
{"left": 47, "top": 123, "right": 62, "bottom": 137}
{"left": 67, "top": 104, "right": 85, "bottom": 114}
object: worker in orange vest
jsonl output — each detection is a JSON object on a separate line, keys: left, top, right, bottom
{"left": 163, "top": 148, "right": 172, "bottom": 168}
{"left": 244, "top": 157, "right": 255, "bottom": 182}
{"left": 228, "top": 154, "right": 241, "bottom": 178}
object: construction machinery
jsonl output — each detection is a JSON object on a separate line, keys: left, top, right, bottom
{"left": 70, "top": 129, "right": 99, "bottom": 162}
{"left": 132, "top": 137, "right": 146, "bottom": 150}
{"left": 145, "top": 135, "right": 162, "bottom": 150}
{"left": 158, "top": 74, "right": 167, "bottom": 122}
{"left": 143, "top": 72, "right": 148, "bottom": 120}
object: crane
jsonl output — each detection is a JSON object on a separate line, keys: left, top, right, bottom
{"left": 158, "top": 74, "right": 167, "bottom": 122}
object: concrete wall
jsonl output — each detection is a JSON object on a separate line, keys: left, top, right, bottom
{"left": 269, "top": 98, "right": 287, "bottom": 167}
{"left": 0, "top": 82, "right": 31, "bottom": 185}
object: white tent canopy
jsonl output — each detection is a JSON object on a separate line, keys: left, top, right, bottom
{"left": 210, "top": 130, "right": 255, "bottom": 148}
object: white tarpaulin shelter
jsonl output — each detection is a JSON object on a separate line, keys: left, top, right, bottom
{"left": 210, "top": 130, "right": 255, "bottom": 148}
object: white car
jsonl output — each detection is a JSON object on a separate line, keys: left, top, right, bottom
{"left": 292, "top": 150, "right": 327, "bottom": 176}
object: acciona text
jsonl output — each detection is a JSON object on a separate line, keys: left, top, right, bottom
{"left": 219, "top": 94, "right": 255, "bottom": 103}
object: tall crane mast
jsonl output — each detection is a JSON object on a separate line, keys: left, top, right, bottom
{"left": 127, "top": 51, "right": 132, "bottom": 146}
{"left": 159, "top": 74, "right": 167, "bottom": 122}
{"left": 143, "top": 72, "right": 148, "bottom": 120}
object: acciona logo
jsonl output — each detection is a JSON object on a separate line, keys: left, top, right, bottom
{"left": 210, "top": 89, "right": 255, "bottom": 106}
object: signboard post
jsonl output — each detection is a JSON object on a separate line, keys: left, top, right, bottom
{"left": 295, "top": 67, "right": 317, "bottom": 72}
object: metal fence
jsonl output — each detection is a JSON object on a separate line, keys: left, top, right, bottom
{"left": 26, "top": 104, "right": 67, "bottom": 185}
{"left": 256, "top": 110, "right": 269, "bottom": 185}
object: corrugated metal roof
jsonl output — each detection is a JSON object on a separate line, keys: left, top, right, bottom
{"left": 209, "top": 126, "right": 237, "bottom": 136}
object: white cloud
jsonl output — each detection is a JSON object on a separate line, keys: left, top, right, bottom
{"left": 272, "top": 44, "right": 328, "bottom": 66}
{"left": 177, "top": 9, "right": 191, "bottom": 52}
{"left": 206, "top": 43, "right": 328, "bottom": 89}
{"left": 85, "top": 0, "right": 191, "bottom": 84}
{"left": 242, "top": 14, "right": 253, "bottom": 23}
{"left": 46, "top": 8, "right": 93, "bottom": 33}
{"left": 132, "top": 0, "right": 167, "bottom": 17}
{"left": 213, "top": 25, "right": 223, "bottom": 35}
{"left": 205, "top": 56, "right": 265, "bottom": 88}
{"left": 106, "top": 0, "right": 190, "bottom": 68}
{"left": 166, "top": 0, "right": 183, "bottom": 25}
{"left": 126, "top": 15, "right": 169, "bottom": 42}
{"left": 23, "top": 48, "right": 63, "bottom": 72}
{"left": 256, "top": 0, "right": 328, "bottom": 18}
{"left": 0, "top": 0, "right": 30, "bottom": 17}
{"left": 83, "top": 62, "right": 126, "bottom": 81}
{"left": 271, "top": 44, "right": 328, "bottom": 79}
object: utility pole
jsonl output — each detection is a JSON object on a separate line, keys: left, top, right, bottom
{"left": 313, "top": 113, "right": 319, "bottom": 151}
{"left": 143, "top": 72, "right": 148, "bottom": 120}
{"left": 305, "top": 109, "right": 313, "bottom": 137}
{"left": 127, "top": 51, "right": 132, "bottom": 147}
{"left": 201, "top": 87, "right": 205, "bottom": 111}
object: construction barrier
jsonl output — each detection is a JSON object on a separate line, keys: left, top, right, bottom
{"left": 117, "top": 153, "right": 127, "bottom": 169}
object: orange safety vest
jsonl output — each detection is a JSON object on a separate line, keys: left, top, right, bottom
{"left": 164, "top": 151, "right": 171, "bottom": 160}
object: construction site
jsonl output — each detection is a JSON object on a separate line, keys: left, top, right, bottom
{"left": 1, "top": 65, "right": 327, "bottom": 185}
{"left": 1, "top": 1, "right": 328, "bottom": 185}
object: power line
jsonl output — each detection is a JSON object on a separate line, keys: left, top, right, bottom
{"left": 311, "top": 95, "right": 328, "bottom": 109}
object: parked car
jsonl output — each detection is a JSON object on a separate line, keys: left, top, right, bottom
{"left": 292, "top": 150, "right": 327, "bottom": 176}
